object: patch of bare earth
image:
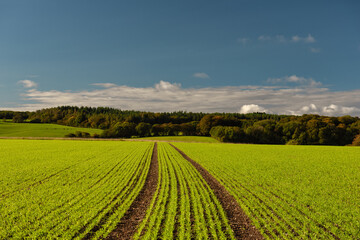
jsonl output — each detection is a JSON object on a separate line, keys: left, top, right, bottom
{"left": 106, "top": 143, "right": 159, "bottom": 240}
{"left": 170, "top": 144, "right": 263, "bottom": 240}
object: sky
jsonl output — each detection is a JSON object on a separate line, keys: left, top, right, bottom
{"left": 1, "top": 0, "right": 360, "bottom": 116}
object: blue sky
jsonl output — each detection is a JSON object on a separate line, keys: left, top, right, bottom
{"left": 1, "top": 0, "right": 360, "bottom": 115}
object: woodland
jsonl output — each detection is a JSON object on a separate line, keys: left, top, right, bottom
{"left": 1, "top": 106, "right": 360, "bottom": 145}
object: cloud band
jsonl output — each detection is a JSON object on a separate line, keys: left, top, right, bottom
{"left": 6, "top": 80, "right": 360, "bottom": 116}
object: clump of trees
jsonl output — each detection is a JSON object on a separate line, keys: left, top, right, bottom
{"left": 12, "top": 113, "right": 27, "bottom": 123}
{"left": 65, "top": 131, "right": 91, "bottom": 138}
{"left": 210, "top": 126, "right": 244, "bottom": 142}
{"left": 209, "top": 115, "right": 360, "bottom": 145}
{"left": 0, "top": 111, "right": 17, "bottom": 120}
{"left": 2, "top": 106, "right": 360, "bottom": 146}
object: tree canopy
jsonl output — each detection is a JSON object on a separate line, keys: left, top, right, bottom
{"left": 2, "top": 106, "right": 360, "bottom": 145}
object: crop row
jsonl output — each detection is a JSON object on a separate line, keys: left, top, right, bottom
{"left": 0, "top": 140, "right": 153, "bottom": 239}
{"left": 134, "top": 142, "right": 235, "bottom": 240}
{"left": 173, "top": 142, "right": 360, "bottom": 239}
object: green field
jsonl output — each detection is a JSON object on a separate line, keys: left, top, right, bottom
{"left": 0, "top": 140, "right": 153, "bottom": 239}
{"left": 0, "top": 121, "right": 102, "bottom": 137}
{"left": 1, "top": 138, "right": 359, "bottom": 239}
{"left": 139, "top": 136, "right": 219, "bottom": 143}
{"left": 135, "top": 143, "right": 234, "bottom": 239}
{"left": 173, "top": 142, "right": 360, "bottom": 239}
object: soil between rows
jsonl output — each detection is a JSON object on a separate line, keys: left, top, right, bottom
{"left": 170, "top": 144, "right": 263, "bottom": 240}
{"left": 106, "top": 143, "right": 159, "bottom": 240}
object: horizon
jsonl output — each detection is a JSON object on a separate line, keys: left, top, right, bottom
{"left": 1, "top": 1, "right": 359, "bottom": 116}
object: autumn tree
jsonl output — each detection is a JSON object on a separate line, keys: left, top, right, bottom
{"left": 352, "top": 134, "right": 360, "bottom": 146}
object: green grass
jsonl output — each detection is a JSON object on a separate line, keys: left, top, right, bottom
{"left": 139, "top": 136, "right": 219, "bottom": 143}
{"left": 134, "top": 142, "right": 234, "bottom": 239}
{"left": 0, "top": 120, "right": 102, "bottom": 137}
{"left": 0, "top": 140, "right": 153, "bottom": 239}
{"left": 173, "top": 142, "right": 360, "bottom": 239}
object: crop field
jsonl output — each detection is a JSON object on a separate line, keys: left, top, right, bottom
{"left": 0, "top": 120, "right": 102, "bottom": 137}
{"left": 173, "top": 142, "right": 360, "bottom": 239}
{"left": 0, "top": 140, "right": 153, "bottom": 239}
{"left": 1, "top": 138, "right": 359, "bottom": 239}
{"left": 134, "top": 142, "right": 234, "bottom": 239}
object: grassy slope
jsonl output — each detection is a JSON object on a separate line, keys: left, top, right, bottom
{"left": 0, "top": 121, "right": 102, "bottom": 137}
{"left": 173, "top": 142, "right": 360, "bottom": 239}
{"left": 140, "top": 136, "right": 219, "bottom": 143}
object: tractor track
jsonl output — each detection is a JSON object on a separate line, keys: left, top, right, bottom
{"left": 106, "top": 143, "right": 159, "bottom": 240}
{"left": 170, "top": 144, "right": 263, "bottom": 240}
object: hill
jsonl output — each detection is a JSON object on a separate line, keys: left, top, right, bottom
{"left": 0, "top": 120, "right": 102, "bottom": 138}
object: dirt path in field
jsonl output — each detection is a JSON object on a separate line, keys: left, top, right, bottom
{"left": 170, "top": 144, "right": 263, "bottom": 240}
{"left": 106, "top": 143, "right": 159, "bottom": 240}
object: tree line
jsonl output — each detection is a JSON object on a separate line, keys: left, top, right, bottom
{"left": 1, "top": 106, "right": 360, "bottom": 145}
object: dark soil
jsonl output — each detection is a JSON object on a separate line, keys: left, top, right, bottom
{"left": 106, "top": 143, "right": 159, "bottom": 240}
{"left": 170, "top": 144, "right": 263, "bottom": 240}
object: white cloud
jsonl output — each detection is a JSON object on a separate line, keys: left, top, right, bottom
{"left": 291, "top": 34, "right": 315, "bottom": 43}
{"left": 155, "top": 80, "right": 181, "bottom": 91}
{"left": 193, "top": 72, "right": 210, "bottom": 79}
{"left": 322, "top": 104, "right": 360, "bottom": 115}
{"left": 296, "top": 104, "right": 319, "bottom": 115}
{"left": 305, "top": 34, "right": 315, "bottom": 43}
{"left": 4, "top": 80, "right": 360, "bottom": 117}
{"left": 323, "top": 104, "right": 339, "bottom": 114}
{"left": 267, "top": 75, "right": 321, "bottom": 87}
{"left": 256, "top": 34, "right": 287, "bottom": 43}
{"left": 305, "top": 103, "right": 317, "bottom": 111}
{"left": 258, "top": 34, "right": 316, "bottom": 44}
{"left": 237, "top": 37, "right": 250, "bottom": 45}
{"left": 286, "top": 103, "right": 360, "bottom": 116}
{"left": 292, "top": 35, "right": 301, "bottom": 42}
{"left": 91, "top": 83, "right": 117, "bottom": 88}
{"left": 239, "top": 104, "right": 269, "bottom": 114}
{"left": 18, "top": 80, "right": 37, "bottom": 88}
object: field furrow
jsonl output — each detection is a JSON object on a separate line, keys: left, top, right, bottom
{"left": 134, "top": 142, "right": 235, "bottom": 239}
{"left": 106, "top": 143, "right": 159, "bottom": 240}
